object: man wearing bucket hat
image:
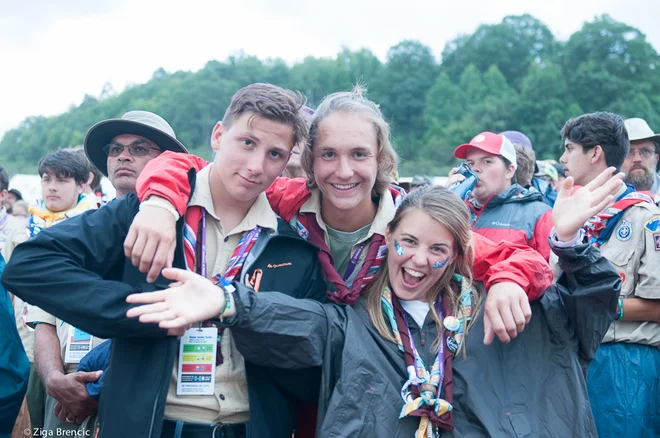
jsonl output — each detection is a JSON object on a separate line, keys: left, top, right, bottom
{"left": 622, "top": 117, "right": 660, "bottom": 203}
{"left": 447, "top": 132, "right": 554, "bottom": 260}
{"left": 84, "top": 110, "right": 189, "bottom": 198}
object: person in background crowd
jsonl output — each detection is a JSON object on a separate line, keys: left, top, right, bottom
{"left": 283, "top": 106, "right": 315, "bottom": 179}
{"left": 513, "top": 145, "right": 536, "bottom": 188}
{"left": 410, "top": 174, "right": 432, "bottom": 191}
{"left": 10, "top": 200, "right": 29, "bottom": 221}
{"left": 125, "top": 170, "right": 623, "bottom": 438}
{"left": 16, "top": 150, "right": 101, "bottom": 434}
{"left": 4, "top": 188, "right": 22, "bottom": 214}
{"left": 558, "top": 111, "right": 660, "bottom": 437}
{"left": 67, "top": 146, "right": 104, "bottom": 206}
{"left": 447, "top": 132, "right": 554, "bottom": 260}
{"left": 0, "top": 254, "right": 30, "bottom": 438}
{"left": 622, "top": 117, "right": 660, "bottom": 203}
{"left": 0, "top": 166, "right": 43, "bottom": 431}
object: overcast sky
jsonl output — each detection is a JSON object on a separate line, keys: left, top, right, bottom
{"left": 1, "top": 0, "right": 659, "bottom": 139}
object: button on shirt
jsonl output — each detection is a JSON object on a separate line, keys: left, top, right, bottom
{"left": 164, "top": 164, "right": 278, "bottom": 424}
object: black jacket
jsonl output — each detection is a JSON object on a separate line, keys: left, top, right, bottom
{"left": 225, "top": 243, "right": 620, "bottom": 437}
{"left": 2, "top": 193, "right": 326, "bottom": 438}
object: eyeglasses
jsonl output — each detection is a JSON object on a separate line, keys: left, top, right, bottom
{"left": 102, "top": 142, "right": 162, "bottom": 157}
{"left": 628, "top": 148, "right": 656, "bottom": 159}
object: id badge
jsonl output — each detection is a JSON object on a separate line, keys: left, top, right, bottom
{"left": 176, "top": 327, "right": 217, "bottom": 396}
{"left": 64, "top": 326, "right": 93, "bottom": 364}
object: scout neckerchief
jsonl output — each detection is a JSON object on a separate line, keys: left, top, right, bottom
{"left": 294, "top": 185, "right": 406, "bottom": 305}
{"left": 381, "top": 275, "right": 474, "bottom": 437}
{"left": 585, "top": 185, "right": 653, "bottom": 247}
{"left": 27, "top": 196, "right": 98, "bottom": 237}
{"left": 183, "top": 205, "right": 261, "bottom": 364}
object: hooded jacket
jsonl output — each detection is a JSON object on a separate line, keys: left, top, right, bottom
{"left": 224, "top": 242, "right": 619, "bottom": 437}
{"left": 468, "top": 184, "right": 553, "bottom": 260}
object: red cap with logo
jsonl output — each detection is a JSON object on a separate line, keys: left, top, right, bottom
{"left": 453, "top": 131, "right": 517, "bottom": 170}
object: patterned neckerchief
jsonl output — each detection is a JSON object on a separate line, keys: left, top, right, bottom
{"left": 585, "top": 185, "right": 653, "bottom": 247}
{"left": 380, "top": 275, "right": 473, "bottom": 436}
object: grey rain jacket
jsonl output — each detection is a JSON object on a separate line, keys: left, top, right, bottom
{"left": 225, "top": 242, "right": 620, "bottom": 437}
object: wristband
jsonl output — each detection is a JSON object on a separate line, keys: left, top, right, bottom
{"left": 615, "top": 297, "right": 624, "bottom": 321}
{"left": 217, "top": 278, "right": 237, "bottom": 320}
{"left": 140, "top": 197, "right": 180, "bottom": 221}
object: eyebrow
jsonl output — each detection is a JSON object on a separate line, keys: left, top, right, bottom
{"left": 237, "top": 131, "right": 261, "bottom": 144}
{"left": 110, "top": 139, "right": 156, "bottom": 148}
{"left": 316, "top": 145, "right": 374, "bottom": 154}
{"left": 400, "top": 232, "right": 451, "bottom": 248}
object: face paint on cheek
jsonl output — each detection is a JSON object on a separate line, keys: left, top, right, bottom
{"left": 394, "top": 240, "right": 405, "bottom": 257}
{"left": 433, "top": 259, "right": 449, "bottom": 270}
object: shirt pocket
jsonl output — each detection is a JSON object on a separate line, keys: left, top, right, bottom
{"left": 604, "top": 247, "right": 635, "bottom": 296}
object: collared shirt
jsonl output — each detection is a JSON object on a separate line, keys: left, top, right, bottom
{"left": 295, "top": 187, "right": 395, "bottom": 289}
{"left": 550, "top": 196, "right": 660, "bottom": 346}
{"left": 599, "top": 202, "right": 660, "bottom": 346}
{"left": 164, "top": 164, "right": 278, "bottom": 424}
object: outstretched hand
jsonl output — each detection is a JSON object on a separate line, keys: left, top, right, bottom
{"left": 126, "top": 268, "right": 225, "bottom": 329}
{"left": 553, "top": 167, "right": 624, "bottom": 241}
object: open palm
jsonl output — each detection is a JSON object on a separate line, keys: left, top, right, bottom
{"left": 553, "top": 167, "right": 624, "bottom": 241}
{"left": 126, "top": 268, "right": 226, "bottom": 329}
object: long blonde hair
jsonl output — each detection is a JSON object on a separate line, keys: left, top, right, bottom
{"left": 301, "top": 84, "right": 399, "bottom": 195}
{"left": 366, "top": 185, "right": 482, "bottom": 352}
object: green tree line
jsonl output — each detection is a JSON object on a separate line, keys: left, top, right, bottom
{"left": 2, "top": 14, "right": 659, "bottom": 177}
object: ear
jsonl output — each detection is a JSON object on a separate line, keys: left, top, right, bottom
{"left": 504, "top": 164, "right": 516, "bottom": 181}
{"left": 210, "top": 122, "right": 224, "bottom": 152}
{"left": 87, "top": 171, "right": 94, "bottom": 186}
{"left": 76, "top": 183, "right": 85, "bottom": 195}
{"left": 590, "top": 145, "right": 603, "bottom": 165}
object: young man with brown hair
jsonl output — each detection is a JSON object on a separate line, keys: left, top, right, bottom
{"left": 4, "top": 83, "right": 326, "bottom": 438}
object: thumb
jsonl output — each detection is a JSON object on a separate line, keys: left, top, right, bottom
{"left": 483, "top": 313, "right": 494, "bottom": 346}
{"left": 162, "top": 267, "right": 196, "bottom": 283}
{"left": 77, "top": 370, "right": 103, "bottom": 383}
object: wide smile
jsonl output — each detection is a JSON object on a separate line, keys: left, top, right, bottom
{"left": 329, "top": 182, "right": 359, "bottom": 191}
{"left": 401, "top": 267, "right": 426, "bottom": 288}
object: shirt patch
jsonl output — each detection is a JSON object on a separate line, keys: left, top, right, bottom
{"left": 645, "top": 216, "right": 660, "bottom": 234}
{"left": 616, "top": 219, "right": 632, "bottom": 241}
{"left": 654, "top": 235, "right": 660, "bottom": 252}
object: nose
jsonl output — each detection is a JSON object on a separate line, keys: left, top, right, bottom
{"left": 411, "top": 248, "right": 428, "bottom": 267}
{"left": 117, "top": 148, "right": 134, "bottom": 162}
{"left": 245, "top": 152, "right": 266, "bottom": 176}
{"left": 559, "top": 152, "right": 567, "bottom": 165}
{"left": 336, "top": 156, "right": 354, "bottom": 179}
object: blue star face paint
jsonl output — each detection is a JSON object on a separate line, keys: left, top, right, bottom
{"left": 433, "top": 259, "right": 449, "bottom": 270}
{"left": 394, "top": 240, "right": 405, "bottom": 257}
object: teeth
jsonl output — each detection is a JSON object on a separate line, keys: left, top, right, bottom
{"left": 403, "top": 268, "right": 425, "bottom": 278}
{"left": 332, "top": 183, "right": 357, "bottom": 190}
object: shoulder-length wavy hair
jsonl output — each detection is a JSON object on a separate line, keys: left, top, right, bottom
{"left": 366, "top": 185, "right": 482, "bottom": 353}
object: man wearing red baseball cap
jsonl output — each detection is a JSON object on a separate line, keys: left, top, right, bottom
{"left": 448, "top": 132, "right": 554, "bottom": 260}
